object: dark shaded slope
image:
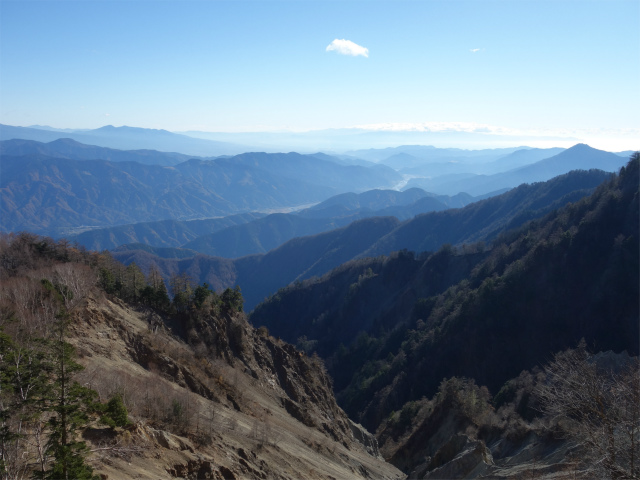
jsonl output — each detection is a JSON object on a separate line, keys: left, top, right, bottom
{"left": 249, "top": 157, "right": 638, "bottom": 433}
{"left": 233, "top": 216, "right": 402, "bottom": 308}
{"left": 345, "top": 156, "right": 639, "bottom": 427}
{"left": 182, "top": 214, "right": 344, "bottom": 258}
{"left": 111, "top": 216, "right": 402, "bottom": 311}
{"left": 250, "top": 247, "right": 487, "bottom": 369}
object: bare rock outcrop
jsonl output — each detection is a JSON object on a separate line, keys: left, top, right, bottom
{"left": 69, "top": 293, "right": 404, "bottom": 480}
{"left": 415, "top": 434, "right": 493, "bottom": 479}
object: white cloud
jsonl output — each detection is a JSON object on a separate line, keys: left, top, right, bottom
{"left": 351, "top": 121, "right": 502, "bottom": 134}
{"left": 326, "top": 39, "right": 369, "bottom": 58}
{"left": 470, "top": 48, "right": 481, "bottom": 53}
{"left": 348, "top": 122, "right": 640, "bottom": 150}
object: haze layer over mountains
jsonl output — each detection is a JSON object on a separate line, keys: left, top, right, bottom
{"left": 0, "top": 124, "right": 629, "bottom": 239}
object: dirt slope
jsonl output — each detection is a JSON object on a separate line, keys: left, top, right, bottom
{"left": 69, "top": 292, "right": 404, "bottom": 479}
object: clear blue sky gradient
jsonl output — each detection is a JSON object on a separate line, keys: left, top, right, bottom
{"left": 1, "top": 0, "right": 638, "bottom": 148}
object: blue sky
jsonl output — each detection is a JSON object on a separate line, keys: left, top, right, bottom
{"left": 1, "top": 0, "right": 638, "bottom": 150}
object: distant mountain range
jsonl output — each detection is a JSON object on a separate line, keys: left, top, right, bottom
{"left": 387, "top": 147, "right": 568, "bottom": 177}
{"left": 347, "top": 144, "right": 526, "bottom": 164}
{"left": 405, "top": 143, "right": 628, "bottom": 195}
{"left": 1, "top": 146, "right": 400, "bottom": 236}
{"left": 4, "top": 123, "right": 636, "bottom": 157}
{"left": 298, "top": 188, "right": 498, "bottom": 219}
{"left": 0, "top": 138, "right": 209, "bottom": 166}
{"left": 81, "top": 156, "right": 615, "bottom": 263}
{"left": 177, "top": 127, "right": 583, "bottom": 151}
{"left": 66, "top": 144, "right": 622, "bottom": 256}
{"left": 1, "top": 131, "right": 632, "bottom": 264}
{"left": 0, "top": 124, "right": 252, "bottom": 156}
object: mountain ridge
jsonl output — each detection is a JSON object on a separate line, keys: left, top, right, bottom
{"left": 405, "top": 143, "right": 626, "bottom": 195}
{"left": 0, "top": 138, "right": 207, "bottom": 166}
{"left": 111, "top": 168, "right": 613, "bottom": 310}
{"left": 1, "top": 150, "right": 399, "bottom": 236}
{"left": 0, "top": 123, "right": 252, "bottom": 156}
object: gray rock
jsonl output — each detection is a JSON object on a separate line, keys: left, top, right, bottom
{"left": 410, "top": 434, "right": 493, "bottom": 479}
{"left": 350, "top": 420, "right": 382, "bottom": 458}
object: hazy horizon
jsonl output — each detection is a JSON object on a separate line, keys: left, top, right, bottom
{"left": 2, "top": 122, "right": 637, "bottom": 154}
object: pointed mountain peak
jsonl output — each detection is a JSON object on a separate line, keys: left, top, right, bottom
{"left": 563, "top": 143, "right": 615, "bottom": 155}
{"left": 567, "top": 143, "right": 592, "bottom": 150}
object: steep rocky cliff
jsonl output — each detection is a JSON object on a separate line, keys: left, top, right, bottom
{"left": 68, "top": 291, "right": 403, "bottom": 479}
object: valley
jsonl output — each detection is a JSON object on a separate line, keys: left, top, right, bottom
{"left": 0, "top": 123, "right": 637, "bottom": 479}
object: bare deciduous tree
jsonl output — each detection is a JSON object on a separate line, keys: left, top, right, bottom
{"left": 536, "top": 343, "right": 640, "bottom": 479}
{"left": 52, "top": 263, "right": 96, "bottom": 310}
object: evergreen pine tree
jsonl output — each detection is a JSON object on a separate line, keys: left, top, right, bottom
{"left": 36, "top": 310, "right": 99, "bottom": 480}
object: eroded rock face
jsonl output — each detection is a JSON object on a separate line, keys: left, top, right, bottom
{"left": 184, "top": 310, "right": 358, "bottom": 445}
{"left": 415, "top": 434, "right": 493, "bottom": 479}
{"left": 350, "top": 421, "right": 382, "bottom": 458}
{"left": 70, "top": 294, "right": 404, "bottom": 480}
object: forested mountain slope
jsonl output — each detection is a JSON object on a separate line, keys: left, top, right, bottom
{"left": 1, "top": 155, "right": 232, "bottom": 235}
{"left": 113, "top": 216, "right": 403, "bottom": 310}
{"left": 180, "top": 214, "right": 347, "bottom": 258}
{"left": 71, "top": 188, "right": 479, "bottom": 254}
{"left": 219, "top": 151, "right": 400, "bottom": 192}
{"left": 360, "top": 168, "right": 612, "bottom": 257}
{"left": 250, "top": 156, "right": 639, "bottom": 433}
{"left": 176, "top": 188, "right": 484, "bottom": 259}
{"left": 300, "top": 188, "right": 435, "bottom": 215}
{"left": 69, "top": 213, "right": 266, "bottom": 252}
